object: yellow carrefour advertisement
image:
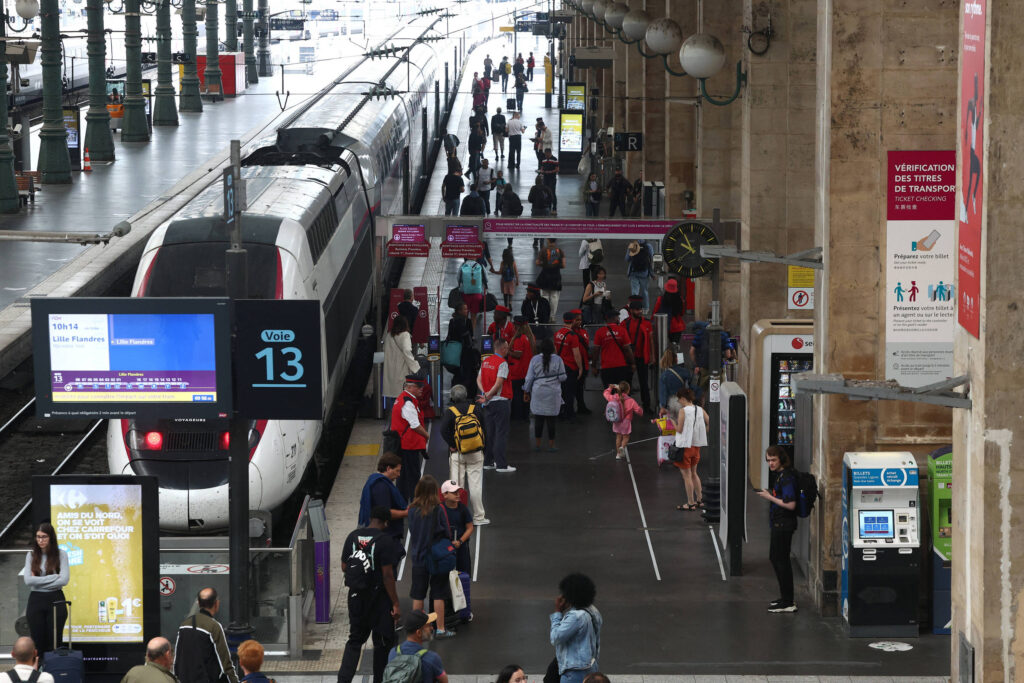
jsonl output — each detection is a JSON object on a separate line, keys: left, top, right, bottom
{"left": 51, "top": 483, "right": 144, "bottom": 643}
{"left": 559, "top": 112, "right": 584, "bottom": 153}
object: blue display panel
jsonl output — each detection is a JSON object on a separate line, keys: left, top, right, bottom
{"left": 32, "top": 298, "right": 232, "bottom": 419}
{"left": 858, "top": 509, "right": 895, "bottom": 539}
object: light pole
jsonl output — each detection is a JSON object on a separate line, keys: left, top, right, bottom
{"left": 203, "top": 0, "right": 222, "bottom": 99}
{"left": 37, "top": 0, "right": 72, "bottom": 183}
{"left": 242, "top": 0, "right": 255, "bottom": 83}
{"left": 84, "top": 0, "right": 114, "bottom": 160}
{"left": 257, "top": 0, "right": 269, "bottom": 77}
{"left": 0, "top": 0, "right": 38, "bottom": 212}
{"left": 179, "top": 0, "right": 202, "bottom": 111}
{"left": 224, "top": 0, "right": 236, "bottom": 51}
{"left": 152, "top": 0, "right": 178, "bottom": 125}
{"left": 121, "top": 0, "right": 150, "bottom": 140}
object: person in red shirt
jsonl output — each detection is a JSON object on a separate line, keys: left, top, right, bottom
{"left": 571, "top": 313, "right": 592, "bottom": 414}
{"left": 591, "top": 309, "right": 635, "bottom": 387}
{"left": 487, "top": 305, "right": 516, "bottom": 344}
{"left": 477, "top": 338, "right": 515, "bottom": 472}
{"left": 554, "top": 310, "right": 587, "bottom": 420}
{"left": 506, "top": 315, "right": 535, "bottom": 420}
{"left": 623, "top": 299, "right": 654, "bottom": 414}
{"left": 651, "top": 277, "right": 686, "bottom": 343}
{"left": 389, "top": 375, "right": 430, "bottom": 502}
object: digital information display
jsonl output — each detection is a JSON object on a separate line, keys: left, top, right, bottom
{"left": 387, "top": 223, "right": 431, "bottom": 257}
{"left": 858, "top": 510, "right": 895, "bottom": 539}
{"left": 32, "top": 298, "right": 233, "bottom": 419}
{"left": 559, "top": 112, "right": 584, "bottom": 153}
{"left": 565, "top": 83, "right": 586, "bottom": 110}
{"left": 33, "top": 475, "right": 159, "bottom": 675}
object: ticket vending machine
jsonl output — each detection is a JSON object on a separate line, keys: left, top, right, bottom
{"left": 841, "top": 452, "right": 921, "bottom": 637}
{"left": 928, "top": 446, "right": 953, "bottom": 634}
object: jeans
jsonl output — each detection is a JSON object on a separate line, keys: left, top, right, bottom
{"left": 544, "top": 178, "right": 558, "bottom": 210}
{"left": 560, "top": 664, "right": 598, "bottom": 683}
{"left": 585, "top": 201, "right": 599, "bottom": 216}
{"left": 516, "top": 92, "right": 525, "bottom": 111}
{"left": 483, "top": 399, "right": 511, "bottom": 467}
{"left": 449, "top": 449, "right": 486, "bottom": 522}
{"left": 501, "top": 74, "right": 509, "bottom": 91}
{"left": 629, "top": 272, "right": 650, "bottom": 310}
{"left": 770, "top": 524, "right": 796, "bottom": 603}
{"left": 445, "top": 198, "right": 460, "bottom": 216}
{"left": 337, "top": 590, "right": 396, "bottom": 683}
{"left": 508, "top": 135, "right": 522, "bottom": 167}
{"left": 480, "top": 190, "right": 491, "bottom": 214}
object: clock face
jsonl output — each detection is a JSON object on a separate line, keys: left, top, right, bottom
{"left": 661, "top": 221, "right": 720, "bottom": 278}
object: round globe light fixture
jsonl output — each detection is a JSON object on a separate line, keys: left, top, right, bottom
{"left": 592, "top": 0, "right": 608, "bottom": 22}
{"left": 16, "top": 0, "right": 39, "bottom": 19}
{"left": 620, "top": 8, "right": 650, "bottom": 42}
{"left": 581, "top": 0, "right": 596, "bottom": 19}
{"left": 679, "top": 33, "right": 727, "bottom": 79}
{"left": 644, "top": 17, "right": 683, "bottom": 55}
{"left": 604, "top": 2, "right": 628, "bottom": 30}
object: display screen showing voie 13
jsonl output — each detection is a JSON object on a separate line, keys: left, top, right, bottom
{"left": 31, "top": 298, "right": 232, "bottom": 419}
{"left": 32, "top": 475, "right": 160, "bottom": 674}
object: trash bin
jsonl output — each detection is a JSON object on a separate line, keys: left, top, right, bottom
{"left": 308, "top": 499, "right": 331, "bottom": 624}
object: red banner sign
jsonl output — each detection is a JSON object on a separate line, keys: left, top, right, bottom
{"left": 387, "top": 223, "right": 430, "bottom": 257}
{"left": 886, "top": 151, "right": 956, "bottom": 221}
{"left": 440, "top": 225, "right": 483, "bottom": 258}
{"left": 957, "top": 0, "right": 985, "bottom": 338}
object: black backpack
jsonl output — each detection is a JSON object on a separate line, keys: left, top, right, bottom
{"left": 504, "top": 192, "right": 523, "bottom": 216}
{"left": 343, "top": 532, "right": 379, "bottom": 590}
{"left": 793, "top": 469, "right": 818, "bottom": 518}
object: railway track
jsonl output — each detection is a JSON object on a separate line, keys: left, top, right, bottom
{"left": 0, "top": 398, "right": 107, "bottom": 548}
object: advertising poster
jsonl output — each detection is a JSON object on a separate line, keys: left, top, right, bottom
{"left": 957, "top": 0, "right": 985, "bottom": 337}
{"left": 565, "top": 83, "right": 586, "bottom": 111}
{"left": 558, "top": 112, "right": 583, "bottom": 153}
{"left": 51, "top": 483, "right": 145, "bottom": 643}
{"left": 885, "top": 151, "right": 956, "bottom": 386}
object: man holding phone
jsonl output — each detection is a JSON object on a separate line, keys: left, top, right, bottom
{"left": 756, "top": 446, "right": 799, "bottom": 613}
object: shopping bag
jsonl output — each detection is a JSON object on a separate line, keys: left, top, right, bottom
{"left": 654, "top": 417, "right": 676, "bottom": 436}
{"left": 657, "top": 435, "right": 675, "bottom": 466}
{"left": 449, "top": 570, "right": 467, "bottom": 612}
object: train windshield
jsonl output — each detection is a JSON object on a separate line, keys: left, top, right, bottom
{"left": 144, "top": 243, "right": 278, "bottom": 298}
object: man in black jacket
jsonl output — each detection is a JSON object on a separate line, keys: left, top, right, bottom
{"left": 442, "top": 168, "right": 465, "bottom": 216}
{"left": 521, "top": 284, "right": 552, "bottom": 327}
{"left": 490, "top": 107, "right": 506, "bottom": 160}
{"left": 174, "top": 588, "right": 238, "bottom": 683}
{"left": 606, "top": 168, "right": 632, "bottom": 217}
{"left": 460, "top": 184, "right": 487, "bottom": 217}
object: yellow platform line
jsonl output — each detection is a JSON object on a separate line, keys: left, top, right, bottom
{"left": 344, "top": 443, "right": 381, "bottom": 457}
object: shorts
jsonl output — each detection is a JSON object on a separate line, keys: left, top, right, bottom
{"left": 673, "top": 446, "right": 701, "bottom": 470}
{"left": 410, "top": 564, "right": 451, "bottom": 602}
{"left": 463, "top": 293, "right": 484, "bottom": 317}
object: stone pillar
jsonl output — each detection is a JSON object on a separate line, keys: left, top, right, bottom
{"left": 121, "top": 0, "right": 151, "bottom": 141}
{"left": 153, "top": 0, "right": 179, "bottom": 126}
{"left": 811, "top": 0, "right": 958, "bottom": 612}
{"left": 204, "top": 0, "right": 223, "bottom": 99}
{"left": 179, "top": 0, "right": 203, "bottom": 112}
{"left": 640, "top": 0, "right": 665, "bottom": 190}
{"left": 663, "top": 0, "right": 697, "bottom": 216}
{"left": 950, "top": 0, "right": 1024, "bottom": 678}
{"left": 84, "top": 0, "right": 114, "bottom": 160}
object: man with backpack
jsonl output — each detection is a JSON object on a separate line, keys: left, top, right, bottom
{"left": 440, "top": 384, "right": 489, "bottom": 525}
{"left": 528, "top": 175, "right": 553, "bottom": 217}
{"left": 625, "top": 239, "right": 653, "bottom": 311}
{"left": 460, "top": 183, "right": 486, "bottom": 218}
{"left": 458, "top": 257, "right": 486, "bottom": 326}
{"left": 338, "top": 507, "right": 402, "bottom": 683}
{"left": 383, "top": 611, "right": 448, "bottom": 683}
{"left": 441, "top": 168, "right": 464, "bottom": 216}
{"left": 757, "top": 445, "right": 799, "bottom": 613}
{"left": 591, "top": 308, "right": 635, "bottom": 387}
{"left": 7, "top": 637, "right": 55, "bottom": 683}
{"left": 535, "top": 238, "right": 565, "bottom": 314}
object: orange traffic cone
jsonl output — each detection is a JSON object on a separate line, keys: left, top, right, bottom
{"left": 83, "top": 148, "right": 92, "bottom": 172}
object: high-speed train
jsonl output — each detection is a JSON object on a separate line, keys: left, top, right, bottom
{"left": 107, "top": 18, "right": 445, "bottom": 532}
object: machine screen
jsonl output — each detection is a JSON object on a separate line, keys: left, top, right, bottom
{"left": 858, "top": 510, "right": 895, "bottom": 539}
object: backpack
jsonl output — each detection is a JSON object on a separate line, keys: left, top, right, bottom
{"left": 543, "top": 247, "right": 564, "bottom": 269}
{"left": 504, "top": 192, "right": 523, "bottom": 216}
{"left": 794, "top": 469, "right": 818, "bottom": 518}
{"left": 505, "top": 61, "right": 512, "bottom": 74}
{"left": 630, "top": 242, "right": 651, "bottom": 272}
{"left": 460, "top": 262, "right": 484, "bottom": 294}
{"left": 450, "top": 405, "right": 485, "bottom": 453}
{"left": 6, "top": 670, "right": 41, "bottom": 683}
{"left": 587, "top": 239, "right": 604, "bottom": 265}
{"left": 342, "top": 532, "right": 379, "bottom": 590}
{"left": 382, "top": 646, "right": 427, "bottom": 683}
{"left": 605, "top": 396, "right": 622, "bottom": 423}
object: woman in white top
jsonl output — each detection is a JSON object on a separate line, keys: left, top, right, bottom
{"left": 24, "top": 522, "right": 70, "bottom": 653}
{"left": 383, "top": 315, "right": 421, "bottom": 406}
{"left": 674, "top": 388, "right": 710, "bottom": 511}
{"left": 580, "top": 266, "right": 610, "bottom": 325}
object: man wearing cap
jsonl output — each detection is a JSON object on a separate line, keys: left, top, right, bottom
{"left": 522, "top": 283, "right": 552, "bottom": 329}
{"left": 507, "top": 315, "right": 535, "bottom": 420}
{"left": 487, "top": 305, "right": 515, "bottom": 344}
{"left": 625, "top": 238, "right": 654, "bottom": 310}
{"left": 390, "top": 376, "right": 430, "bottom": 503}
{"left": 592, "top": 309, "right": 636, "bottom": 387}
{"left": 477, "top": 338, "right": 515, "bottom": 473}
{"left": 338, "top": 506, "right": 402, "bottom": 683}
{"left": 554, "top": 310, "right": 587, "bottom": 420}
{"left": 623, "top": 299, "right": 654, "bottom": 414}
{"left": 386, "top": 611, "right": 448, "bottom": 683}
{"left": 440, "top": 384, "right": 488, "bottom": 525}
{"left": 440, "top": 479, "right": 475, "bottom": 574}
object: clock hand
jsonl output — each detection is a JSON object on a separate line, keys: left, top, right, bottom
{"left": 682, "top": 236, "right": 696, "bottom": 254}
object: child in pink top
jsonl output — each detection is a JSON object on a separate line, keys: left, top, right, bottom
{"left": 603, "top": 381, "right": 643, "bottom": 460}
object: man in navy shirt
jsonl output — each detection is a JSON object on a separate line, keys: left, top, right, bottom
{"left": 757, "top": 445, "right": 798, "bottom": 613}
{"left": 387, "top": 611, "right": 448, "bottom": 683}
{"left": 358, "top": 453, "right": 408, "bottom": 552}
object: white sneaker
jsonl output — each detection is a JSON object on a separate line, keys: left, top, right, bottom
{"left": 615, "top": 448, "right": 625, "bottom": 460}
{"left": 483, "top": 464, "right": 497, "bottom": 470}
{"left": 475, "top": 518, "right": 491, "bottom": 525}
{"left": 495, "top": 466, "right": 517, "bottom": 473}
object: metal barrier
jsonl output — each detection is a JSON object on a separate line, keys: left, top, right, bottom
{"left": 1, "top": 497, "right": 317, "bottom": 659}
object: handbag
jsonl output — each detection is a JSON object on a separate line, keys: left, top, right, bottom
{"left": 449, "top": 569, "right": 467, "bottom": 612}
{"left": 441, "top": 340, "right": 463, "bottom": 368}
{"left": 426, "top": 506, "right": 457, "bottom": 575}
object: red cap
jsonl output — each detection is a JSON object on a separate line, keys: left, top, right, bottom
{"left": 664, "top": 279, "right": 679, "bottom": 293}
{"left": 495, "top": 305, "right": 511, "bottom": 313}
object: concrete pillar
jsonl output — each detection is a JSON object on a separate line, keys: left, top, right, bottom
{"left": 811, "top": 0, "right": 958, "bottom": 612}
{"left": 951, "top": 0, "right": 1024, "bottom": 678}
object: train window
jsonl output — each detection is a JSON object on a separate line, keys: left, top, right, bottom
{"left": 145, "top": 243, "right": 278, "bottom": 298}
{"left": 306, "top": 200, "right": 340, "bottom": 263}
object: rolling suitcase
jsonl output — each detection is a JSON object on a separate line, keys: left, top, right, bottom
{"left": 43, "top": 600, "right": 83, "bottom": 683}
{"left": 454, "top": 570, "right": 472, "bottom": 623}
{"left": 507, "top": 97, "right": 516, "bottom": 112}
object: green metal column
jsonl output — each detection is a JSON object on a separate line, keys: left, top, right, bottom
{"left": 257, "top": 0, "right": 269, "bottom": 77}
{"left": 84, "top": 0, "right": 115, "bottom": 161}
{"left": 204, "top": 0, "right": 222, "bottom": 99}
{"left": 243, "top": 0, "right": 256, "bottom": 84}
{"left": 0, "top": 21, "right": 20, "bottom": 213}
{"left": 224, "top": 0, "right": 237, "bottom": 51}
{"left": 37, "top": 0, "right": 73, "bottom": 183}
{"left": 153, "top": 0, "right": 178, "bottom": 125}
{"left": 179, "top": 0, "right": 203, "bottom": 111}
{"left": 121, "top": 0, "right": 150, "bottom": 141}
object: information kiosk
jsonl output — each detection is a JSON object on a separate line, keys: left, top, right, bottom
{"left": 841, "top": 451, "right": 921, "bottom": 637}
{"left": 928, "top": 446, "right": 953, "bottom": 634}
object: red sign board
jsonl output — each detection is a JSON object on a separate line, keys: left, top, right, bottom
{"left": 387, "top": 287, "right": 431, "bottom": 343}
{"left": 387, "top": 223, "right": 430, "bottom": 257}
{"left": 886, "top": 151, "right": 955, "bottom": 221}
{"left": 440, "top": 225, "right": 483, "bottom": 258}
{"left": 957, "top": 0, "right": 985, "bottom": 338}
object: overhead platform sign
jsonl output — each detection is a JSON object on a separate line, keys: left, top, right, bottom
{"left": 381, "top": 216, "right": 684, "bottom": 241}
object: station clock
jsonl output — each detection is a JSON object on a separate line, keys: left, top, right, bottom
{"left": 661, "top": 221, "right": 720, "bottom": 278}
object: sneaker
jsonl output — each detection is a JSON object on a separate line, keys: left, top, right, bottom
{"left": 615, "top": 448, "right": 625, "bottom": 461}
{"left": 474, "top": 518, "right": 491, "bottom": 526}
{"left": 435, "top": 629, "right": 457, "bottom": 639}
{"left": 768, "top": 602, "right": 797, "bottom": 613}
{"left": 483, "top": 464, "right": 497, "bottom": 470}
{"left": 768, "top": 599, "right": 784, "bottom": 609}
{"left": 495, "top": 466, "right": 518, "bottom": 473}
